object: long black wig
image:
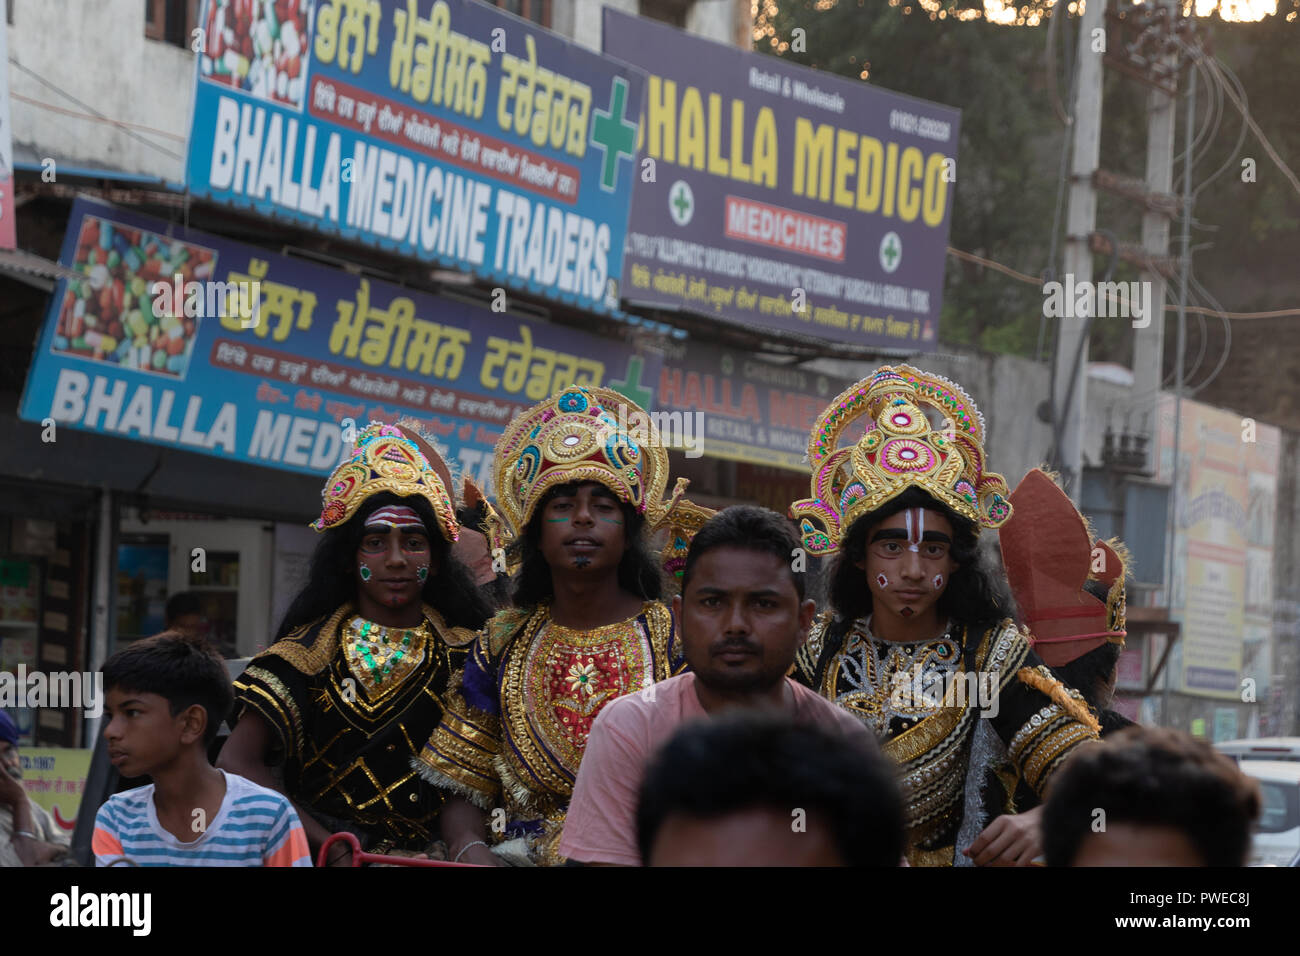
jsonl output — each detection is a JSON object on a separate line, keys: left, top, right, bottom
{"left": 276, "top": 491, "right": 493, "bottom": 639}
{"left": 508, "top": 483, "right": 664, "bottom": 608}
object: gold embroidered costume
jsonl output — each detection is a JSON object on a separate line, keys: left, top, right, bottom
{"left": 790, "top": 367, "right": 1099, "bottom": 865}
{"left": 413, "top": 386, "right": 697, "bottom": 865}
{"left": 232, "top": 421, "right": 480, "bottom": 853}
{"left": 234, "top": 604, "right": 475, "bottom": 851}
{"left": 417, "top": 601, "right": 678, "bottom": 864}
{"left": 795, "top": 614, "right": 1097, "bottom": 865}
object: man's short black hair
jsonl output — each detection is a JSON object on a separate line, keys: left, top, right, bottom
{"left": 636, "top": 713, "right": 904, "bottom": 866}
{"left": 680, "top": 506, "right": 807, "bottom": 601}
{"left": 1043, "top": 725, "right": 1261, "bottom": 867}
{"left": 164, "top": 591, "right": 202, "bottom": 624}
{"left": 102, "top": 632, "right": 234, "bottom": 747}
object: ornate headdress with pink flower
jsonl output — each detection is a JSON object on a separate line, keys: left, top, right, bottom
{"left": 311, "top": 422, "right": 459, "bottom": 542}
{"left": 789, "top": 365, "right": 1013, "bottom": 555}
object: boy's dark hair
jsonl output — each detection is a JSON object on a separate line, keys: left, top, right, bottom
{"left": 510, "top": 482, "right": 663, "bottom": 607}
{"left": 829, "top": 486, "right": 1012, "bottom": 631}
{"left": 680, "top": 506, "right": 807, "bottom": 600}
{"left": 276, "top": 492, "right": 493, "bottom": 639}
{"left": 636, "top": 714, "right": 904, "bottom": 866}
{"left": 164, "top": 591, "right": 202, "bottom": 623}
{"left": 1043, "top": 725, "right": 1261, "bottom": 867}
{"left": 102, "top": 632, "right": 235, "bottom": 747}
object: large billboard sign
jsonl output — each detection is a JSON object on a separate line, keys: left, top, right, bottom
{"left": 187, "top": 0, "right": 645, "bottom": 315}
{"left": 19, "top": 198, "right": 658, "bottom": 494}
{"left": 604, "top": 10, "right": 957, "bottom": 350}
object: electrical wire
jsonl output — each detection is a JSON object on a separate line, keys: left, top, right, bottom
{"left": 1187, "top": 273, "right": 1233, "bottom": 394}
{"left": 6, "top": 57, "right": 184, "bottom": 162}
{"left": 946, "top": 246, "right": 1300, "bottom": 318}
{"left": 1185, "top": 45, "right": 1253, "bottom": 203}
{"left": 1198, "top": 45, "right": 1300, "bottom": 201}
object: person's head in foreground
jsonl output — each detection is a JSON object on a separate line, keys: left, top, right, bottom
{"left": 674, "top": 506, "right": 816, "bottom": 701}
{"left": 1043, "top": 725, "right": 1260, "bottom": 867}
{"left": 102, "top": 631, "right": 235, "bottom": 780}
{"left": 637, "top": 714, "right": 905, "bottom": 866}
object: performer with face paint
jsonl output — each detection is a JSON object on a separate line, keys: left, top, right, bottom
{"left": 219, "top": 423, "right": 493, "bottom": 863}
{"left": 789, "top": 367, "right": 1100, "bottom": 866}
{"left": 416, "top": 387, "right": 701, "bottom": 866}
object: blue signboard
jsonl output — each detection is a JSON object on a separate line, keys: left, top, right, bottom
{"left": 186, "top": 0, "right": 645, "bottom": 314}
{"left": 19, "top": 198, "right": 658, "bottom": 495}
{"left": 604, "top": 10, "right": 958, "bottom": 349}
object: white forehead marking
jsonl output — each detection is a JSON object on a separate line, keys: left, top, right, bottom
{"left": 906, "top": 508, "right": 924, "bottom": 553}
{"left": 365, "top": 506, "right": 426, "bottom": 531}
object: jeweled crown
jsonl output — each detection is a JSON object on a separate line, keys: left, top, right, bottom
{"left": 493, "top": 386, "right": 672, "bottom": 533}
{"left": 312, "top": 422, "right": 459, "bottom": 541}
{"left": 790, "top": 366, "right": 1012, "bottom": 555}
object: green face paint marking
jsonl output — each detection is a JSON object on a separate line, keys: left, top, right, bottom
{"left": 598, "top": 516, "right": 623, "bottom": 525}
{"left": 545, "top": 517, "right": 570, "bottom": 523}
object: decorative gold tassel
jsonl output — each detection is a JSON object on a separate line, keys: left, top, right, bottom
{"left": 1016, "top": 665, "right": 1101, "bottom": 735}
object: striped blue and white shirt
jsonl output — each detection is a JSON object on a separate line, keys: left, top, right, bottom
{"left": 93, "top": 771, "right": 311, "bottom": 867}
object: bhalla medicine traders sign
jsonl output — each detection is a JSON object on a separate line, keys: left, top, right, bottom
{"left": 186, "top": 0, "right": 646, "bottom": 315}
{"left": 603, "top": 10, "right": 958, "bottom": 351}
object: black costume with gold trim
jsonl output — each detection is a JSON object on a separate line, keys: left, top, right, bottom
{"left": 794, "top": 613, "right": 1099, "bottom": 866}
{"left": 415, "top": 601, "right": 680, "bottom": 865}
{"left": 233, "top": 602, "right": 476, "bottom": 852}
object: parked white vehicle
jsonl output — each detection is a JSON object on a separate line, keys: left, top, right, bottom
{"left": 1238, "top": 761, "right": 1300, "bottom": 867}
{"left": 1216, "top": 738, "right": 1300, "bottom": 764}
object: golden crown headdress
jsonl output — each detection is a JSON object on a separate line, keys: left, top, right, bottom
{"left": 312, "top": 422, "right": 459, "bottom": 541}
{"left": 790, "top": 365, "right": 1012, "bottom": 555}
{"left": 653, "top": 490, "right": 717, "bottom": 595}
{"left": 493, "top": 385, "right": 684, "bottom": 533}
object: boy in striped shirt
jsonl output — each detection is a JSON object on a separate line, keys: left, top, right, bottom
{"left": 93, "top": 632, "right": 310, "bottom": 867}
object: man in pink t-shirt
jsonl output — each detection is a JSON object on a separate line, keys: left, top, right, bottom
{"left": 558, "top": 506, "right": 888, "bottom": 866}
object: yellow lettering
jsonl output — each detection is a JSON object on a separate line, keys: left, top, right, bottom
{"left": 679, "top": 87, "right": 705, "bottom": 171}
{"left": 834, "top": 128, "right": 857, "bottom": 209}
{"left": 856, "top": 135, "right": 883, "bottom": 212}
{"left": 882, "top": 141, "right": 899, "bottom": 217}
{"left": 646, "top": 75, "right": 676, "bottom": 162}
{"left": 730, "top": 100, "right": 751, "bottom": 183}
{"left": 752, "top": 108, "right": 777, "bottom": 188}
{"left": 897, "top": 146, "right": 924, "bottom": 223}
{"left": 793, "top": 118, "right": 833, "bottom": 201}
{"left": 923, "top": 152, "right": 948, "bottom": 227}
{"left": 707, "top": 94, "right": 727, "bottom": 176}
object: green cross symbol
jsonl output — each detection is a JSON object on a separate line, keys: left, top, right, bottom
{"left": 672, "top": 185, "right": 691, "bottom": 220}
{"left": 590, "top": 77, "right": 638, "bottom": 192}
{"left": 882, "top": 236, "right": 900, "bottom": 267}
{"left": 608, "top": 355, "right": 653, "bottom": 410}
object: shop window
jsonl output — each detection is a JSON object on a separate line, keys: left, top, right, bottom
{"left": 188, "top": 550, "right": 240, "bottom": 659}
{"left": 493, "top": 0, "right": 551, "bottom": 27}
{"left": 145, "top": 0, "right": 200, "bottom": 48}
{"left": 639, "top": 0, "right": 691, "bottom": 29}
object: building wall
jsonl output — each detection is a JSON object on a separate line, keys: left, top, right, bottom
{"left": 554, "top": 0, "right": 744, "bottom": 51}
{"left": 7, "top": 0, "right": 193, "bottom": 181}
{"left": 1269, "top": 429, "right": 1300, "bottom": 735}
